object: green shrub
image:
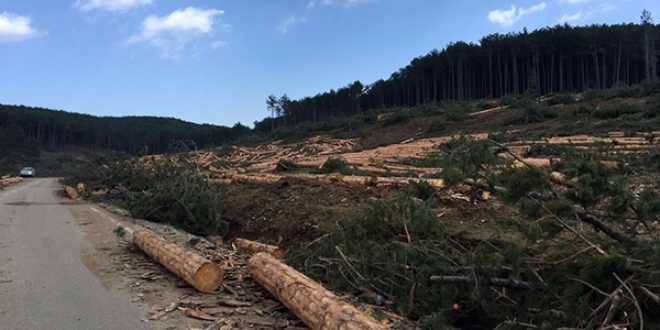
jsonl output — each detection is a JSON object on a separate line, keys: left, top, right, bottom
{"left": 425, "top": 121, "right": 446, "bottom": 133}
{"left": 544, "top": 93, "right": 576, "bottom": 106}
{"left": 504, "top": 104, "right": 558, "bottom": 125}
{"left": 475, "top": 100, "right": 496, "bottom": 110}
{"left": 446, "top": 111, "right": 469, "bottom": 122}
{"left": 382, "top": 111, "right": 411, "bottom": 127}
{"left": 65, "top": 155, "right": 229, "bottom": 236}
{"left": 592, "top": 102, "right": 643, "bottom": 119}
{"left": 582, "top": 89, "right": 601, "bottom": 102}
{"left": 319, "top": 157, "right": 350, "bottom": 174}
{"left": 601, "top": 83, "right": 639, "bottom": 100}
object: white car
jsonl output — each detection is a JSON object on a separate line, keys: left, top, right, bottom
{"left": 20, "top": 167, "right": 36, "bottom": 178}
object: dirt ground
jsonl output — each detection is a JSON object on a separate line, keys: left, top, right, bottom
{"left": 223, "top": 177, "right": 395, "bottom": 249}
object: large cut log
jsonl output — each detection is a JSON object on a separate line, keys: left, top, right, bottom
{"left": 233, "top": 238, "right": 285, "bottom": 258}
{"left": 76, "top": 182, "right": 86, "bottom": 194}
{"left": 247, "top": 252, "right": 388, "bottom": 330}
{"left": 65, "top": 186, "right": 78, "bottom": 199}
{"left": 133, "top": 229, "right": 223, "bottom": 293}
{"left": 0, "top": 177, "right": 23, "bottom": 189}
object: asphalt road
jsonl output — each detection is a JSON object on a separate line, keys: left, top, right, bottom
{"left": 0, "top": 178, "right": 153, "bottom": 330}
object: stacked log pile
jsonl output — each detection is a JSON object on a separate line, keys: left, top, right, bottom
{"left": 133, "top": 131, "right": 657, "bottom": 194}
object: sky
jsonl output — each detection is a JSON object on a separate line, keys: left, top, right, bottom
{"left": 1, "top": 0, "right": 658, "bottom": 127}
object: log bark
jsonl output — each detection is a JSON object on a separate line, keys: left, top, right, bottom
{"left": 550, "top": 172, "right": 579, "bottom": 188}
{"left": 234, "top": 238, "right": 285, "bottom": 258}
{"left": 76, "top": 182, "right": 85, "bottom": 194}
{"left": 133, "top": 229, "right": 223, "bottom": 293}
{"left": 247, "top": 252, "right": 387, "bottom": 330}
{"left": 0, "top": 177, "right": 23, "bottom": 189}
{"left": 65, "top": 186, "right": 78, "bottom": 199}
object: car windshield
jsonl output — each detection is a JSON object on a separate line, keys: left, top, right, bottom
{"left": 22, "top": 167, "right": 34, "bottom": 171}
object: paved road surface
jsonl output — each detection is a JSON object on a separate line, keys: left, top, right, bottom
{"left": 0, "top": 178, "right": 152, "bottom": 330}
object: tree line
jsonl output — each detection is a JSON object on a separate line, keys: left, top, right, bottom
{"left": 0, "top": 104, "right": 251, "bottom": 155}
{"left": 256, "top": 16, "right": 660, "bottom": 133}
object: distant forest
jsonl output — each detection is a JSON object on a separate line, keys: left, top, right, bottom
{"left": 0, "top": 104, "right": 251, "bottom": 155}
{"left": 255, "top": 19, "right": 660, "bottom": 133}
{"left": 2, "top": 19, "right": 659, "bottom": 157}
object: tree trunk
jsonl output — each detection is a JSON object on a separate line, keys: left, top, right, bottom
{"left": 247, "top": 252, "right": 387, "bottom": 330}
{"left": 133, "top": 229, "right": 223, "bottom": 293}
{"left": 234, "top": 238, "right": 285, "bottom": 258}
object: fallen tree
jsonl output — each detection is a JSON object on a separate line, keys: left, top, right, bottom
{"left": 247, "top": 252, "right": 387, "bottom": 330}
{"left": 233, "top": 238, "right": 285, "bottom": 258}
{"left": 133, "top": 229, "right": 224, "bottom": 293}
{"left": 0, "top": 177, "right": 23, "bottom": 189}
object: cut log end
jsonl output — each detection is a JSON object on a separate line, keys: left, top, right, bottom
{"left": 193, "top": 262, "right": 225, "bottom": 293}
{"left": 133, "top": 229, "right": 224, "bottom": 293}
{"left": 65, "top": 186, "right": 78, "bottom": 199}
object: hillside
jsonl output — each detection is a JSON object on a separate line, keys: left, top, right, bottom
{"left": 60, "top": 83, "right": 660, "bottom": 329}
{"left": 0, "top": 104, "right": 252, "bottom": 175}
{"left": 254, "top": 21, "right": 660, "bottom": 134}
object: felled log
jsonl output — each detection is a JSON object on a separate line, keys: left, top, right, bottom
{"left": 65, "top": 186, "right": 78, "bottom": 199}
{"left": 133, "top": 229, "right": 223, "bottom": 293}
{"left": 297, "top": 161, "right": 324, "bottom": 169}
{"left": 247, "top": 252, "right": 387, "bottom": 330}
{"left": 470, "top": 105, "right": 509, "bottom": 116}
{"left": 76, "top": 183, "right": 85, "bottom": 194}
{"left": 0, "top": 177, "right": 23, "bottom": 189}
{"left": 233, "top": 238, "right": 285, "bottom": 258}
{"left": 232, "top": 174, "right": 281, "bottom": 185}
{"left": 520, "top": 157, "right": 553, "bottom": 168}
{"left": 608, "top": 132, "right": 627, "bottom": 138}
{"left": 550, "top": 172, "right": 579, "bottom": 188}
{"left": 209, "top": 178, "right": 232, "bottom": 185}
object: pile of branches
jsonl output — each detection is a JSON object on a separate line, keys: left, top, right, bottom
{"left": 288, "top": 138, "right": 660, "bottom": 330}
{"left": 65, "top": 150, "right": 229, "bottom": 237}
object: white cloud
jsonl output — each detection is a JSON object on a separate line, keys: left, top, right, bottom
{"left": 314, "top": 0, "right": 373, "bottom": 8}
{"left": 559, "top": 0, "right": 589, "bottom": 4}
{"left": 73, "top": 0, "right": 153, "bottom": 12}
{"left": 598, "top": 3, "right": 616, "bottom": 12}
{"left": 126, "top": 7, "right": 224, "bottom": 59}
{"left": 488, "top": 2, "right": 547, "bottom": 26}
{"left": 345, "top": 0, "right": 375, "bottom": 7}
{"left": 0, "top": 12, "right": 39, "bottom": 44}
{"left": 211, "top": 40, "right": 227, "bottom": 49}
{"left": 558, "top": 11, "right": 582, "bottom": 23}
{"left": 558, "top": 3, "right": 616, "bottom": 24}
{"left": 278, "top": 16, "right": 301, "bottom": 34}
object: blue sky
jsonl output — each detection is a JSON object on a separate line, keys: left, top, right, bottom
{"left": 1, "top": 0, "right": 658, "bottom": 127}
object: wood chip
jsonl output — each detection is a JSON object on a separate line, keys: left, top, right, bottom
{"left": 178, "top": 307, "right": 217, "bottom": 321}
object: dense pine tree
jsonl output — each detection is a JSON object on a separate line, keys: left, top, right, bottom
{"left": 257, "top": 20, "right": 660, "bottom": 133}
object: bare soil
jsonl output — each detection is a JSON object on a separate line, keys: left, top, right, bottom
{"left": 223, "top": 177, "right": 395, "bottom": 249}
